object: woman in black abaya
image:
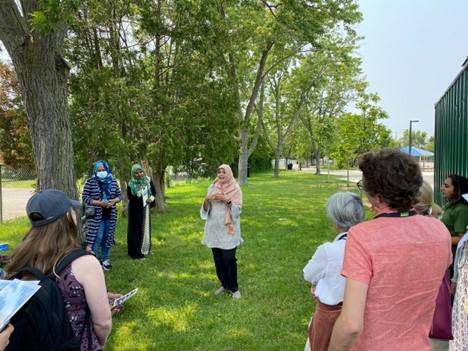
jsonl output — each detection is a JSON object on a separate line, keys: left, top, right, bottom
{"left": 127, "top": 164, "right": 156, "bottom": 259}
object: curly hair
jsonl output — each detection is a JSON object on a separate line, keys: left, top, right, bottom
{"left": 358, "top": 149, "right": 423, "bottom": 212}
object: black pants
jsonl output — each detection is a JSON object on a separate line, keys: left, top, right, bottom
{"left": 212, "top": 247, "right": 238, "bottom": 293}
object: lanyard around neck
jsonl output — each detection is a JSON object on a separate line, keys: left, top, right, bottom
{"left": 374, "top": 210, "right": 417, "bottom": 220}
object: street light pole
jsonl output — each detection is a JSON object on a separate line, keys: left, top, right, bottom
{"left": 409, "top": 120, "right": 419, "bottom": 156}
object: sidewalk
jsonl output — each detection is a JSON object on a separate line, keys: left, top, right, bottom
{"left": 301, "top": 167, "right": 434, "bottom": 188}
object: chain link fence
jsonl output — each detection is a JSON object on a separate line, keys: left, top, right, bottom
{"left": 0, "top": 164, "right": 199, "bottom": 223}
{"left": 0, "top": 165, "right": 36, "bottom": 223}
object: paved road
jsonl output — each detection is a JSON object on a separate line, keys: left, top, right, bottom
{"left": 0, "top": 187, "right": 34, "bottom": 222}
{"left": 302, "top": 167, "right": 434, "bottom": 188}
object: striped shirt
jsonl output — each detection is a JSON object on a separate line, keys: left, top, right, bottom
{"left": 82, "top": 177, "right": 122, "bottom": 248}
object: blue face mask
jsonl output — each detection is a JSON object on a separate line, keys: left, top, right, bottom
{"left": 97, "top": 171, "right": 108, "bottom": 179}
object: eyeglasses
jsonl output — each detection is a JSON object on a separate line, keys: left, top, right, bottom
{"left": 357, "top": 179, "right": 365, "bottom": 191}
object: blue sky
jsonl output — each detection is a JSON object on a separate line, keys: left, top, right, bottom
{"left": 356, "top": 0, "right": 468, "bottom": 139}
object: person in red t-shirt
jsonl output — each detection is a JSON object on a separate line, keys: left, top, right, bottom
{"left": 328, "top": 149, "right": 452, "bottom": 351}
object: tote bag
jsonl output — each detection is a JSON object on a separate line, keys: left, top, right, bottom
{"left": 429, "top": 269, "right": 453, "bottom": 340}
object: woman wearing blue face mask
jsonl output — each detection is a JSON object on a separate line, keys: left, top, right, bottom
{"left": 82, "top": 160, "right": 122, "bottom": 270}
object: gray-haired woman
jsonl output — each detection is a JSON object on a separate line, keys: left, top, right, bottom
{"left": 303, "top": 192, "right": 365, "bottom": 351}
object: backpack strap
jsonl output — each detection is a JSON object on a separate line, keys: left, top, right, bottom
{"left": 56, "top": 249, "right": 91, "bottom": 274}
{"left": 12, "top": 249, "right": 90, "bottom": 279}
{"left": 15, "top": 266, "right": 47, "bottom": 281}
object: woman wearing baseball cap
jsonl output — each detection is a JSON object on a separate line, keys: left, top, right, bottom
{"left": 7, "top": 189, "right": 112, "bottom": 350}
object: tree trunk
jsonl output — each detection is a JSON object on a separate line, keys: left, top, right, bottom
{"left": 311, "top": 140, "right": 321, "bottom": 175}
{"left": 11, "top": 49, "right": 75, "bottom": 196}
{"left": 0, "top": 1, "right": 76, "bottom": 197}
{"left": 141, "top": 159, "right": 165, "bottom": 213}
{"left": 153, "top": 169, "right": 166, "bottom": 213}
{"left": 119, "top": 177, "right": 128, "bottom": 216}
{"left": 238, "top": 126, "right": 249, "bottom": 185}
{"left": 273, "top": 152, "right": 280, "bottom": 177}
{"left": 315, "top": 155, "right": 322, "bottom": 175}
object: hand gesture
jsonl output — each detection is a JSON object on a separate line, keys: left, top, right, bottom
{"left": 205, "top": 194, "right": 216, "bottom": 201}
{"left": 213, "top": 194, "right": 230, "bottom": 203}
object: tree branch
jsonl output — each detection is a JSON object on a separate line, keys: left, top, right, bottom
{"left": 261, "top": 1, "right": 282, "bottom": 19}
{"left": 244, "top": 40, "right": 274, "bottom": 126}
{"left": 0, "top": 0, "right": 31, "bottom": 50}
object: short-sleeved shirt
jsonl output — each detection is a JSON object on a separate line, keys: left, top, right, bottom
{"left": 342, "top": 212, "right": 452, "bottom": 351}
{"left": 440, "top": 202, "right": 468, "bottom": 237}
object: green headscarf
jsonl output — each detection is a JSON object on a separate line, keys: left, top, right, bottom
{"left": 129, "top": 164, "right": 152, "bottom": 196}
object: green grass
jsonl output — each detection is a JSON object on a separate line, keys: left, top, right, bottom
{"left": 1, "top": 179, "right": 36, "bottom": 189}
{"left": 0, "top": 171, "right": 366, "bottom": 351}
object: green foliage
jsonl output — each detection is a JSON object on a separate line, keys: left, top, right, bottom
{"left": 30, "top": 0, "right": 80, "bottom": 33}
{"left": 1, "top": 171, "right": 370, "bottom": 350}
{"left": 331, "top": 91, "right": 392, "bottom": 169}
{"left": 425, "top": 136, "right": 435, "bottom": 152}
{"left": 293, "top": 41, "right": 363, "bottom": 166}
{"left": 67, "top": 0, "right": 240, "bottom": 180}
{"left": 245, "top": 134, "right": 273, "bottom": 172}
{"left": 399, "top": 129, "right": 429, "bottom": 149}
{"left": 0, "top": 62, "right": 34, "bottom": 169}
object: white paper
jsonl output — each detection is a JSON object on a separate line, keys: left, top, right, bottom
{"left": 112, "top": 288, "right": 138, "bottom": 307}
{"left": 0, "top": 279, "right": 41, "bottom": 331}
{"left": 142, "top": 187, "right": 148, "bottom": 207}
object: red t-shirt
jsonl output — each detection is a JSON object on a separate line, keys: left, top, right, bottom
{"left": 342, "top": 212, "right": 452, "bottom": 351}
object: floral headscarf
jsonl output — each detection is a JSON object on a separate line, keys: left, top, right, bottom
{"left": 129, "top": 164, "right": 152, "bottom": 197}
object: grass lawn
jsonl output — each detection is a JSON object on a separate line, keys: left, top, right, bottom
{"left": 1, "top": 179, "right": 36, "bottom": 189}
{"left": 0, "top": 170, "right": 367, "bottom": 351}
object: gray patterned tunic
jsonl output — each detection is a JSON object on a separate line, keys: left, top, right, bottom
{"left": 200, "top": 184, "right": 243, "bottom": 249}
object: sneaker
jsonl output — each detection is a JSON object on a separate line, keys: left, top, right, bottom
{"left": 101, "top": 260, "right": 113, "bottom": 271}
{"left": 231, "top": 290, "right": 241, "bottom": 299}
{"left": 214, "top": 286, "right": 226, "bottom": 295}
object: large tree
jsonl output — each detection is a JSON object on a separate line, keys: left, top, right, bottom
{"left": 67, "top": 0, "right": 239, "bottom": 211}
{"left": 296, "top": 38, "right": 362, "bottom": 174}
{"left": 260, "top": 61, "right": 314, "bottom": 177}
{"left": 0, "top": 0, "right": 78, "bottom": 196}
{"left": 331, "top": 91, "right": 392, "bottom": 170}
{"left": 214, "top": 0, "right": 362, "bottom": 184}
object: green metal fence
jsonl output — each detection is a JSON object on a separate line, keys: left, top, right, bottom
{"left": 434, "top": 64, "right": 468, "bottom": 205}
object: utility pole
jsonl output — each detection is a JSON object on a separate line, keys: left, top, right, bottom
{"left": 409, "top": 120, "right": 419, "bottom": 156}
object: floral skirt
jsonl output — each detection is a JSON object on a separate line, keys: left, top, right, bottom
{"left": 449, "top": 245, "right": 468, "bottom": 351}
